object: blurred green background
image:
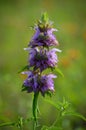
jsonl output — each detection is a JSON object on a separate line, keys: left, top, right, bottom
{"left": 0, "top": 0, "right": 86, "bottom": 129}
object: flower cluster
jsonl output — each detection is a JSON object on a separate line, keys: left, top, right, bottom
{"left": 22, "top": 71, "right": 57, "bottom": 96}
{"left": 22, "top": 13, "right": 61, "bottom": 96}
{"left": 29, "top": 27, "right": 58, "bottom": 47}
{"left": 29, "top": 48, "right": 61, "bottom": 72}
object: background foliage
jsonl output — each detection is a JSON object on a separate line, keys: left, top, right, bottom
{"left": 0, "top": 0, "right": 86, "bottom": 129}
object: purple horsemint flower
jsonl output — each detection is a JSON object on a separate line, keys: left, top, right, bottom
{"left": 22, "top": 71, "right": 40, "bottom": 93}
{"left": 46, "top": 48, "right": 61, "bottom": 67}
{"left": 22, "top": 71, "right": 34, "bottom": 93}
{"left": 22, "top": 71, "right": 57, "bottom": 96}
{"left": 29, "top": 48, "right": 48, "bottom": 71}
{"left": 45, "top": 28, "right": 58, "bottom": 46}
{"left": 29, "top": 27, "right": 58, "bottom": 47}
{"left": 32, "top": 27, "right": 40, "bottom": 41}
{"left": 40, "top": 74, "right": 57, "bottom": 96}
{"left": 28, "top": 47, "right": 61, "bottom": 71}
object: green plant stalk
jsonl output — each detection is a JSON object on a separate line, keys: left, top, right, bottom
{"left": 32, "top": 92, "right": 39, "bottom": 130}
{"left": 51, "top": 110, "right": 62, "bottom": 128}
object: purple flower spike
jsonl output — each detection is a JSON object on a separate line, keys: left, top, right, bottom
{"left": 22, "top": 13, "right": 61, "bottom": 96}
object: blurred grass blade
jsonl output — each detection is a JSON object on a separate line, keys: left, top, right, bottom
{"left": 0, "top": 122, "right": 15, "bottom": 127}
{"left": 41, "top": 126, "right": 63, "bottom": 130}
{"left": 49, "top": 126, "right": 63, "bottom": 130}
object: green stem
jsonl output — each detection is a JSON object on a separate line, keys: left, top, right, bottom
{"left": 51, "top": 110, "right": 62, "bottom": 127}
{"left": 32, "top": 92, "right": 39, "bottom": 130}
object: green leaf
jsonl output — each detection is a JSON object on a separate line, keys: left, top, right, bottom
{"left": 55, "top": 68, "right": 64, "bottom": 77}
{"left": 46, "top": 92, "right": 52, "bottom": 97}
{"left": 60, "top": 97, "right": 70, "bottom": 110}
{"left": 42, "top": 68, "right": 52, "bottom": 75}
{"left": 44, "top": 98, "right": 70, "bottom": 114}
{"left": 66, "top": 112, "right": 86, "bottom": 121}
{"left": 22, "top": 84, "right": 33, "bottom": 92}
{"left": 21, "top": 85, "right": 28, "bottom": 92}
{"left": 18, "top": 65, "right": 30, "bottom": 73}
{"left": 44, "top": 99, "right": 61, "bottom": 110}
{"left": 41, "top": 12, "right": 49, "bottom": 24}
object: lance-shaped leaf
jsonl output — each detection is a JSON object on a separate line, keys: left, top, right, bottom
{"left": 54, "top": 67, "right": 64, "bottom": 77}
{"left": 18, "top": 65, "right": 30, "bottom": 73}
